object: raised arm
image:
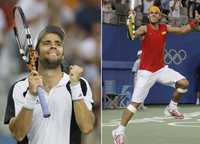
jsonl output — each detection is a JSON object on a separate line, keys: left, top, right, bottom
{"left": 69, "top": 65, "right": 95, "bottom": 134}
{"left": 8, "top": 71, "right": 43, "bottom": 141}
{"left": 127, "top": 10, "right": 146, "bottom": 40}
{"left": 167, "top": 23, "right": 194, "bottom": 34}
{"left": 167, "top": 11, "right": 200, "bottom": 34}
{"left": 128, "top": 25, "right": 147, "bottom": 40}
{"left": 73, "top": 95, "right": 95, "bottom": 134}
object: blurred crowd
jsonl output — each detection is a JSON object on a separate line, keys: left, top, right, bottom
{"left": 0, "top": 0, "right": 101, "bottom": 144}
{"left": 103, "top": 0, "right": 200, "bottom": 26}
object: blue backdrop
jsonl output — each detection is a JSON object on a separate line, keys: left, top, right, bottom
{"left": 102, "top": 24, "right": 200, "bottom": 104}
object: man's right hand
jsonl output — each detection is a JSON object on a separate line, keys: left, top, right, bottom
{"left": 28, "top": 71, "right": 43, "bottom": 96}
{"left": 127, "top": 10, "right": 136, "bottom": 40}
{"left": 128, "top": 9, "right": 136, "bottom": 18}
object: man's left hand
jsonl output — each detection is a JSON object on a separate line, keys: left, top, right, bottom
{"left": 69, "top": 65, "right": 84, "bottom": 85}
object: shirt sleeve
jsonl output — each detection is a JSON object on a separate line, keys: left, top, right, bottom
{"left": 80, "top": 78, "right": 94, "bottom": 111}
{"left": 13, "top": 84, "right": 26, "bottom": 116}
{"left": 4, "top": 84, "right": 16, "bottom": 124}
{"left": 4, "top": 81, "right": 26, "bottom": 124}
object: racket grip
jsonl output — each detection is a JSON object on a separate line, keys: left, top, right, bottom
{"left": 130, "top": 15, "right": 135, "bottom": 33}
{"left": 37, "top": 86, "right": 51, "bottom": 118}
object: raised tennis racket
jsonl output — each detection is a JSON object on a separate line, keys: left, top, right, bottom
{"left": 127, "top": 0, "right": 136, "bottom": 39}
{"left": 129, "top": 0, "right": 135, "bottom": 32}
{"left": 13, "top": 6, "right": 50, "bottom": 118}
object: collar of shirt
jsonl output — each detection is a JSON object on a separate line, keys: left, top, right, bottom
{"left": 24, "top": 72, "right": 70, "bottom": 88}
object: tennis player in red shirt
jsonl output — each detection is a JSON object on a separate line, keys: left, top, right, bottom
{"left": 112, "top": 5, "right": 200, "bottom": 144}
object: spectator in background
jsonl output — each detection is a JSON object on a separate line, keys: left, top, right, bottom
{"left": 195, "top": 0, "right": 200, "bottom": 16}
{"left": 154, "top": 0, "right": 172, "bottom": 24}
{"left": 103, "top": 0, "right": 116, "bottom": 24}
{"left": 133, "top": 0, "right": 143, "bottom": 26}
{"left": 154, "top": 0, "right": 162, "bottom": 10}
{"left": 75, "top": 0, "right": 100, "bottom": 33}
{"left": 103, "top": 0, "right": 113, "bottom": 11}
{"left": 0, "top": 0, "right": 18, "bottom": 86}
{"left": 64, "top": 0, "right": 80, "bottom": 10}
{"left": 47, "top": 0, "right": 75, "bottom": 26}
{"left": 0, "top": 0, "right": 15, "bottom": 32}
{"left": 111, "top": 0, "right": 122, "bottom": 11}
{"left": 111, "top": 0, "right": 129, "bottom": 24}
{"left": 169, "top": 0, "right": 183, "bottom": 26}
{"left": 161, "top": 0, "right": 171, "bottom": 16}
{"left": 188, "top": 0, "right": 200, "bottom": 19}
{"left": 18, "top": 0, "right": 48, "bottom": 41}
{"left": 142, "top": 0, "right": 154, "bottom": 24}
{"left": 195, "top": 4, "right": 200, "bottom": 22}
{"left": 114, "top": 0, "right": 129, "bottom": 16}
{"left": 182, "top": 0, "right": 188, "bottom": 7}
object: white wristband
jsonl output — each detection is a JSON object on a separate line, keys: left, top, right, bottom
{"left": 70, "top": 83, "right": 84, "bottom": 101}
{"left": 84, "top": 100, "right": 93, "bottom": 111}
{"left": 23, "top": 91, "right": 37, "bottom": 110}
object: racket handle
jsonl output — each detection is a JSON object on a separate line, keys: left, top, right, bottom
{"left": 129, "top": 15, "right": 135, "bottom": 33}
{"left": 37, "top": 87, "right": 51, "bottom": 118}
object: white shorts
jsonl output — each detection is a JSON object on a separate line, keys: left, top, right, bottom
{"left": 131, "top": 66, "right": 186, "bottom": 103}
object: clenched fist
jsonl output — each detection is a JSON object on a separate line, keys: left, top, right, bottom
{"left": 28, "top": 70, "right": 43, "bottom": 96}
{"left": 69, "top": 65, "right": 84, "bottom": 85}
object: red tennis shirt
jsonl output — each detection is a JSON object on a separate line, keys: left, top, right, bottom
{"left": 139, "top": 23, "right": 168, "bottom": 72}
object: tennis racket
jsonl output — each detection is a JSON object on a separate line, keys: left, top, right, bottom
{"left": 129, "top": 0, "right": 135, "bottom": 32}
{"left": 127, "top": 0, "right": 136, "bottom": 39}
{"left": 13, "top": 6, "right": 50, "bottom": 118}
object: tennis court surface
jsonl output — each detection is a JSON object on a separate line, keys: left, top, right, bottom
{"left": 102, "top": 105, "right": 200, "bottom": 144}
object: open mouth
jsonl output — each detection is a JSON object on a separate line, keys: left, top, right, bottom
{"left": 48, "top": 49, "right": 58, "bottom": 55}
{"left": 47, "top": 51, "right": 58, "bottom": 58}
{"left": 49, "top": 53, "right": 57, "bottom": 56}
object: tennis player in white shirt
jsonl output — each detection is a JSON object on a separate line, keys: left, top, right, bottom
{"left": 4, "top": 25, "right": 95, "bottom": 144}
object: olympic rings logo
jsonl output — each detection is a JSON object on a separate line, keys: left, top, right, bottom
{"left": 164, "top": 49, "right": 187, "bottom": 65}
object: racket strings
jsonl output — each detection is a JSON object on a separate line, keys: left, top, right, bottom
{"left": 14, "top": 10, "right": 29, "bottom": 62}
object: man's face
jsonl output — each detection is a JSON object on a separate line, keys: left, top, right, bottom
{"left": 38, "top": 33, "right": 64, "bottom": 68}
{"left": 149, "top": 11, "right": 161, "bottom": 24}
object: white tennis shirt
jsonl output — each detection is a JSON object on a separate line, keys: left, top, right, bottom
{"left": 4, "top": 73, "right": 93, "bottom": 144}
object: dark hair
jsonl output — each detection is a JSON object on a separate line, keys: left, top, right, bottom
{"left": 34, "top": 25, "right": 65, "bottom": 70}
{"left": 35, "top": 25, "right": 65, "bottom": 52}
